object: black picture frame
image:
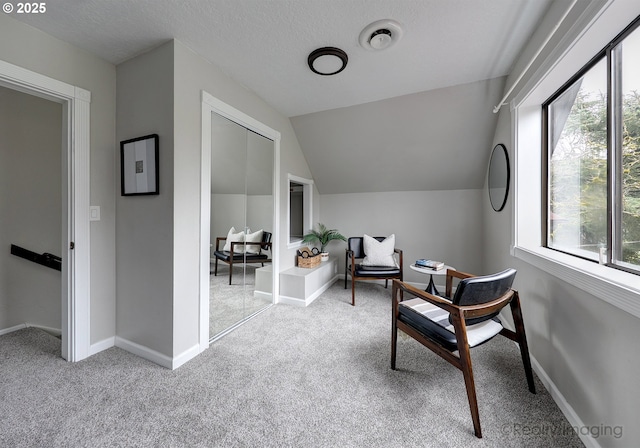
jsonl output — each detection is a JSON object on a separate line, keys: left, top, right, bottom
{"left": 120, "top": 134, "right": 159, "bottom": 196}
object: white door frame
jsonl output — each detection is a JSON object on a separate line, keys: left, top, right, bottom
{"left": 200, "top": 90, "right": 280, "bottom": 352}
{"left": 0, "top": 60, "right": 91, "bottom": 362}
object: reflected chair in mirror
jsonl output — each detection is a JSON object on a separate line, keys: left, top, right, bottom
{"left": 391, "top": 268, "right": 535, "bottom": 438}
{"left": 344, "top": 235, "right": 403, "bottom": 306}
{"left": 213, "top": 231, "right": 272, "bottom": 285}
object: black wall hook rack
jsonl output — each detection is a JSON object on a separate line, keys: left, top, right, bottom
{"left": 10, "top": 244, "right": 62, "bottom": 271}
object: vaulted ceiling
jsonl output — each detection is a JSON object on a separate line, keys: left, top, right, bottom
{"left": 11, "top": 0, "right": 564, "bottom": 193}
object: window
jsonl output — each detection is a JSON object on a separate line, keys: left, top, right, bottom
{"left": 543, "top": 17, "right": 640, "bottom": 274}
{"left": 287, "top": 174, "right": 313, "bottom": 246}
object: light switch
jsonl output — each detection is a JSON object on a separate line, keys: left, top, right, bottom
{"left": 89, "top": 206, "right": 101, "bottom": 221}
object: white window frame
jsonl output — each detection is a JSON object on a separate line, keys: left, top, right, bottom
{"left": 511, "top": 0, "right": 640, "bottom": 319}
{"left": 287, "top": 174, "right": 313, "bottom": 249}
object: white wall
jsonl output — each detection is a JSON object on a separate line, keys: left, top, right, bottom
{"left": 0, "top": 13, "right": 117, "bottom": 346}
{"left": 320, "top": 189, "right": 484, "bottom": 285}
{"left": 0, "top": 87, "right": 62, "bottom": 330}
{"left": 116, "top": 42, "right": 175, "bottom": 357}
{"left": 483, "top": 1, "right": 640, "bottom": 446}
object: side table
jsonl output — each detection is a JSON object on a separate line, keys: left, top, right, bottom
{"left": 409, "top": 264, "right": 455, "bottom": 296}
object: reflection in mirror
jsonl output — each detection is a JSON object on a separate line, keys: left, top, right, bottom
{"left": 209, "top": 113, "right": 274, "bottom": 339}
{"left": 488, "top": 143, "right": 510, "bottom": 212}
{"left": 244, "top": 131, "right": 274, "bottom": 319}
{"left": 289, "top": 182, "right": 304, "bottom": 243}
{"left": 287, "top": 175, "right": 313, "bottom": 245}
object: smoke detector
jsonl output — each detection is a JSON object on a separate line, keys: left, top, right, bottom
{"left": 359, "top": 19, "right": 403, "bottom": 51}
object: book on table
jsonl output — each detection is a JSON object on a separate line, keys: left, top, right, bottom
{"left": 415, "top": 259, "right": 444, "bottom": 270}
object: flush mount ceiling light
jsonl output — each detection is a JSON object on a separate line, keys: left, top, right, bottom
{"left": 308, "top": 47, "right": 348, "bottom": 76}
{"left": 359, "top": 19, "right": 404, "bottom": 51}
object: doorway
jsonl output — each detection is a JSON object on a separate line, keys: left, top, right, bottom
{"left": 200, "top": 91, "right": 280, "bottom": 349}
{"left": 0, "top": 59, "right": 91, "bottom": 361}
{"left": 0, "top": 86, "right": 63, "bottom": 342}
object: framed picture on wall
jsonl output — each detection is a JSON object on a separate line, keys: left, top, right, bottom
{"left": 120, "top": 134, "right": 159, "bottom": 196}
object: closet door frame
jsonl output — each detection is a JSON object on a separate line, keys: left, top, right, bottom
{"left": 199, "top": 90, "right": 280, "bottom": 352}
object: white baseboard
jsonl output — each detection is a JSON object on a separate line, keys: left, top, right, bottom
{"left": 279, "top": 275, "right": 338, "bottom": 307}
{"left": 0, "top": 323, "right": 27, "bottom": 336}
{"left": 89, "top": 336, "right": 115, "bottom": 356}
{"left": 172, "top": 343, "right": 201, "bottom": 369}
{"left": 529, "top": 352, "right": 601, "bottom": 448}
{"left": 25, "top": 323, "right": 62, "bottom": 337}
{"left": 254, "top": 290, "right": 272, "bottom": 301}
{"left": 115, "top": 336, "right": 173, "bottom": 369}
{"left": 115, "top": 336, "right": 200, "bottom": 370}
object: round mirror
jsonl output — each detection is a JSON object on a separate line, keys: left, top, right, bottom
{"left": 488, "top": 143, "right": 510, "bottom": 212}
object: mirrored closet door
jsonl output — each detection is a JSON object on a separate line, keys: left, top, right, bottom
{"left": 209, "top": 113, "right": 274, "bottom": 340}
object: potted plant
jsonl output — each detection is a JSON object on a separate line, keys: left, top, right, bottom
{"left": 302, "top": 223, "right": 346, "bottom": 261}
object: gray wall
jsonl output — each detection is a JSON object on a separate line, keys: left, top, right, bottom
{"left": 483, "top": 2, "right": 640, "bottom": 445}
{"left": 0, "top": 87, "right": 62, "bottom": 331}
{"left": 291, "top": 77, "right": 505, "bottom": 194}
{"left": 172, "top": 40, "right": 315, "bottom": 355}
{"left": 486, "top": 111, "right": 640, "bottom": 446}
{"left": 0, "top": 13, "right": 117, "bottom": 346}
{"left": 320, "top": 189, "right": 484, "bottom": 284}
{"left": 113, "top": 39, "right": 315, "bottom": 360}
{"left": 116, "top": 42, "right": 175, "bottom": 356}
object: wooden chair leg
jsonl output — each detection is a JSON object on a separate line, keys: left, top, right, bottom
{"left": 214, "top": 258, "right": 219, "bottom": 276}
{"left": 385, "top": 279, "right": 389, "bottom": 288}
{"left": 228, "top": 259, "right": 233, "bottom": 285}
{"left": 510, "top": 292, "right": 536, "bottom": 393}
{"left": 454, "top": 319, "right": 482, "bottom": 438}
{"left": 460, "top": 352, "right": 482, "bottom": 438}
{"left": 391, "top": 319, "right": 398, "bottom": 370}
{"left": 351, "top": 278, "right": 356, "bottom": 306}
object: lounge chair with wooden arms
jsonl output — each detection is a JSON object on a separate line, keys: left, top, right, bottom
{"left": 391, "top": 268, "right": 536, "bottom": 438}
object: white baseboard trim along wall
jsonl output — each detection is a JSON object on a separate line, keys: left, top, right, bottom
{"left": 115, "top": 336, "right": 200, "bottom": 370}
{"left": 529, "top": 352, "right": 603, "bottom": 448}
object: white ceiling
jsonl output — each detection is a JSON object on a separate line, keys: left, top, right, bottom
{"left": 13, "top": 0, "right": 554, "bottom": 118}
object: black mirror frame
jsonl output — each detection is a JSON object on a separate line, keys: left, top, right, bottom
{"left": 488, "top": 143, "right": 510, "bottom": 212}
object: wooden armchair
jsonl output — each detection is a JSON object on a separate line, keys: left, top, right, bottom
{"left": 344, "top": 235, "right": 403, "bottom": 306}
{"left": 391, "top": 269, "right": 535, "bottom": 438}
{"left": 213, "top": 231, "right": 272, "bottom": 285}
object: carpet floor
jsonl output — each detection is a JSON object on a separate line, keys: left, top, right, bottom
{"left": 0, "top": 281, "right": 584, "bottom": 447}
{"left": 210, "top": 264, "right": 272, "bottom": 338}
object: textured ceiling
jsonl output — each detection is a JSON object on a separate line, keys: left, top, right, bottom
{"left": 11, "top": 0, "right": 554, "bottom": 117}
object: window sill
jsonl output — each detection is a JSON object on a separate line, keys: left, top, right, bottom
{"left": 513, "top": 245, "right": 640, "bottom": 318}
{"left": 287, "top": 239, "right": 304, "bottom": 251}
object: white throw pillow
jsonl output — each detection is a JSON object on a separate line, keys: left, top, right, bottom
{"left": 223, "top": 227, "right": 245, "bottom": 253}
{"left": 362, "top": 234, "right": 397, "bottom": 267}
{"left": 244, "top": 229, "right": 264, "bottom": 254}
